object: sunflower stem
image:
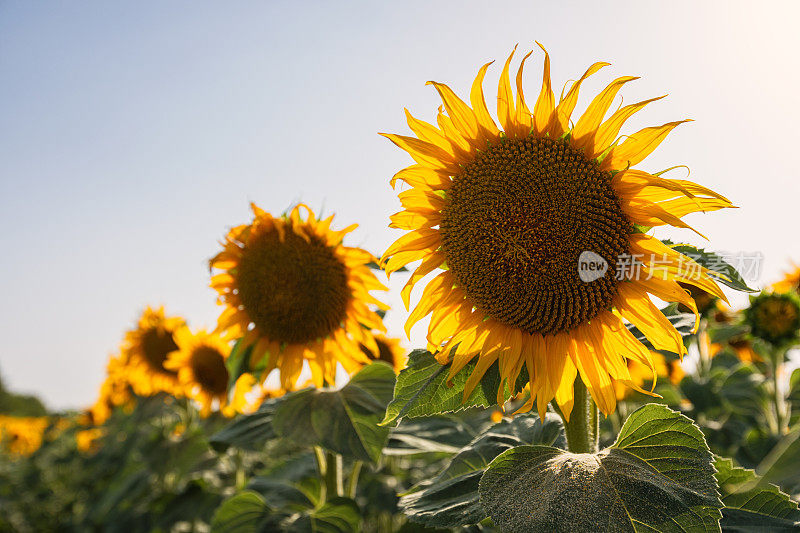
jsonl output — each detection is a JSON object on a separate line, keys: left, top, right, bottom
{"left": 562, "top": 379, "right": 599, "bottom": 454}
{"left": 324, "top": 450, "right": 343, "bottom": 499}
{"left": 697, "top": 318, "right": 711, "bottom": 378}
{"left": 771, "top": 346, "right": 787, "bottom": 435}
{"left": 346, "top": 460, "right": 363, "bottom": 499}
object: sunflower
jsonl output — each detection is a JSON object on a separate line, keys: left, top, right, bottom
{"left": 381, "top": 44, "right": 731, "bottom": 418}
{"left": 709, "top": 338, "right": 761, "bottom": 363}
{"left": 745, "top": 292, "right": 800, "bottom": 347}
{"left": 772, "top": 263, "right": 800, "bottom": 295}
{"left": 0, "top": 415, "right": 48, "bottom": 457}
{"left": 122, "top": 306, "right": 184, "bottom": 396}
{"left": 165, "top": 328, "right": 231, "bottom": 417}
{"left": 76, "top": 428, "right": 104, "bottom": 453}
{"left": 360, "top": 334, "right": 407, "bottom": 373}
{"left": 210, "top": 203, "right": 389, "bottom": 390}
{"left": 90, "top": 352, "right": 136, "bottom": 425}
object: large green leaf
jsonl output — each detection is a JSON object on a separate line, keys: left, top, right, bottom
{"left": 381, "top": 350, "right": 525, "bottom": 426}
{"left": 272, "top": 363, "right": 395, "bottom": 463}
{"left": 209, "top": 398, "right": 278, "bottom": 452}
{"left": 399, "top": 413, "right": 565, "bottom": 528}
{"left": 667, "top": 243, "right": 757, "bottom": 293}
{"left": 479, "top": 404, "right": 723, "bottom": 532}
{"left": 715, "top": 456, "right": 800, "bottom": 532}
{"left": 210, "top": 490, "right": 271, "bottom": 533}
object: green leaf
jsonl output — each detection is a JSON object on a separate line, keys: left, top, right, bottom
{"left": 385, "top": 416, "right": 477, "bottom": 456}
{"left": 479, "top": 404, "right": 723, "bottom": 533}
{"left": 272, "top": 363, "right": 395, "bottom": 463}
{"left": 718, "top": 363, "right": 769, "bottom": 421}
{"left": 754, "top": 426, "right": 800, "bottom": 498}
{"left": 667, "top": 243, "right": 757, "bottom": 293}
{"left": 209, "top": 398, "right": 278, "bottom": 452}
{"left": 210, "top": 490, "right": 271, "bottom": 533}
{"left": 381, "top": 350, "right": 524, "bottom": 426}
{"left": 225, "top": 338, "right": 255, "bottom": 391}
{"left": 715, "top": 456, "right": 800, "bottom": 532}
{"left": 284, "top": 497, "right": 361, "bottom": 533}
{"left": 399, "top": 413, "right": 564, "bottom": 528}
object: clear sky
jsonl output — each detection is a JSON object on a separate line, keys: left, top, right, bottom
{"left": 2, "top": 1, "right": 799, "bottom": 409}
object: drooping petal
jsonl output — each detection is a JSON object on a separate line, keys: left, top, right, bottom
{"left": 591, "top": 95, "right": 666, "bottom": 157}
{"left": 601, "top": 120, "right": 691, "bottom": 170}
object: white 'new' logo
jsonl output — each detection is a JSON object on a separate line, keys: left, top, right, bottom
{"left": 578, "top": 251, "right": 608, "bottom": 282}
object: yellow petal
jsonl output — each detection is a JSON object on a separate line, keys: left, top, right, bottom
{"left": 427, "top": 81, "right": 479, "bottom": 144}
{"left": 572, "top": 76, "right": 639, "bottom": 152}
{"left": 601, "top": 120, "right": 691, "bottom": 170}
{"left": 514, "top": 49, "right": 535, "bottom": 137}
{"left": 532, "top": 42, "right": 555, "bottom": 135}
{"left": 390, "top": 165, "right": 452, "bottom": 191}
{"left": 552, "top": 61, "right": 609, "bottom": 137}
{"left": 591, "top": 95, "right": 666, "bottom": 157}
{"left": 470, "top": 61, "right": 500, "bottom": 140}
{"left": 379, "top": 133, "right": 459, "bottom": 173}
{"left": 497, "top": 46, "right": 518, "bottom": 135}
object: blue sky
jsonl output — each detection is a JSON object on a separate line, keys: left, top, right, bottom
{"left": 2, "top": 1, "right": 799, "bottom": 409}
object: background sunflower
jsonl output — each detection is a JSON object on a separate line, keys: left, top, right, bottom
{"left": 210, "top": 204, "right": 389, "bottom": 390}
{"left": 121, "top": 306, "right": 185, "bottom": 397}
{"left": 165, "top": 328, "right": 231, "bottom": 417}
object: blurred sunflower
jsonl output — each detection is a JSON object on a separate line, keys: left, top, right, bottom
{"left": 360, "top": 334, "right": 407, "bottom": 373}
{"left": 165, "top": 328, "right": 231, "bottom": 417}
{"left": 710, "top": 338, "right": 761, "bottom": 363}
{"left": 381, "top": 44, "right": 731, "bottom": 418}
{"left": 745, "top": 292, "right": 800, "bottom": 347}
{"left": 76, "top": 428, "right": 104, "bottom": 453}
{"left": 772, "top": 263, "right": 800, "bottom": 295}
{"left": 122, "top": 306, "right": 184, "bottom": 396}
{"left": 90, "top": 352, "right": 136, "bottom": 425}
{"left": 223, "top": 373, "right": 286, "bottom": 416}
{"left": 0, "top": 416, "right": 48, "bottom": 457}
{"left": 210, "top": 203, "right": 388, "bottom": 390}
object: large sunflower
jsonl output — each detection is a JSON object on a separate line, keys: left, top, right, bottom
{"left": 165, "top": 328, "right": 231, "bottom": 417}
{"left": 122, "top": 306, "right": 184, "bottom": 396}
{"left": 210, "top": 203, "right": 389, "bottom": 390}
{"left": 381, "top": 44, "right": 731, "bottom": 418}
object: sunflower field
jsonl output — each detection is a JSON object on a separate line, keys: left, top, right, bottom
{"left": 3, "top": 28, "right": 800, "bottom": 533}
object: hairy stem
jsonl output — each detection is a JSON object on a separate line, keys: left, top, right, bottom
{"left": 562, "top": 379, "right": 599, "bottom": 454}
